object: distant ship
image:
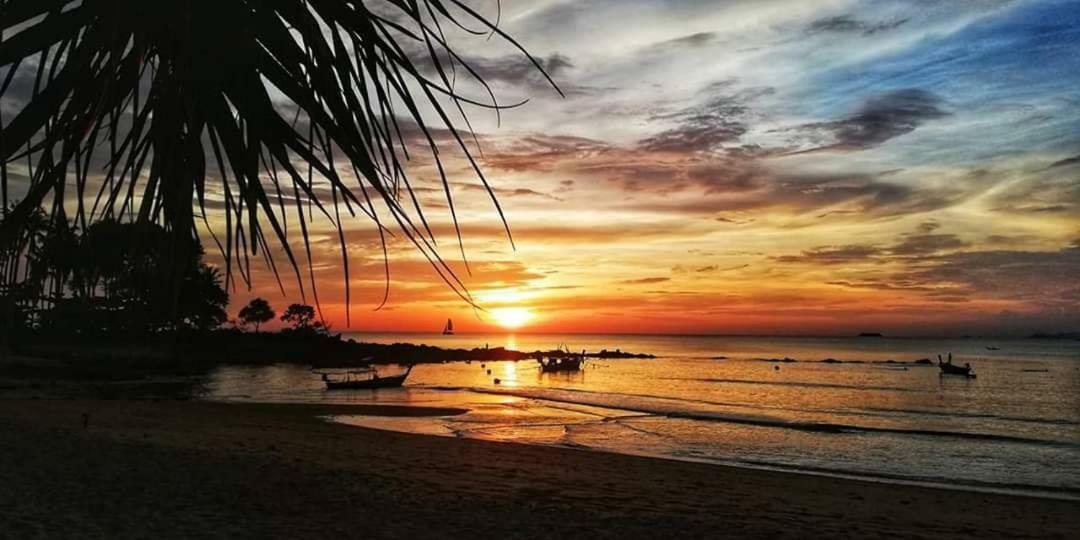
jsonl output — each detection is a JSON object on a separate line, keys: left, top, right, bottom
{"left": 857, "top": 332, "right": 884, "bottom": 338}
{"left": 442, "top": 318, "right": 454, "bottom": 335}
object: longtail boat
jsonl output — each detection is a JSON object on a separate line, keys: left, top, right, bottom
{"left": 319, "top": 365, "right": 414, "bottom": 390}
{"left": 937, "top": 354, "right": 976, "bottom": 378}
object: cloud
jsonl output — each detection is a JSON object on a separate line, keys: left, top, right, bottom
{"left": 468, "top": 53, "right": 574, "bottom": 90}
{"left": 805, "top": 15, "right": 910, "bottom": 36}
{"left": 891, "top": 232, "right": 970, "bottom": 256}
{"left": 621, "top": 277, "right": 671, "bottom": 285}
{"left": 455, "top": 182, "right": 564, "bottom": 201}
{"left": 795, "top": 89, "right": 950, "bottom": 152}
{"left": 772, "top": 245, "right": 883, "bottom": 265}
{"left": 637, "top": 83, "right": 773, "bottom": 153}
{"left": 715, "top": 216, "right": 754, "bottom": 225}
{"left": 1048, "top": 154, "right": 1080, "bottom": 169}
{"left": 483, "top": 135, "right": 613, "bottom": 172}
{"left": 905, "top": 244, "right": 1080, "bottom": 307}
{"left": 771, "top": 221, "right": 974, "bottom": 267}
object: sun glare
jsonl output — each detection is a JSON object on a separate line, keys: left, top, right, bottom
{"left": 490, "top": 307, "right": 535, "bottom": 329}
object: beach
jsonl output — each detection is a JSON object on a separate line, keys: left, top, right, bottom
{"left": 1, "top": 399, "right": 1075, "bottom": 539}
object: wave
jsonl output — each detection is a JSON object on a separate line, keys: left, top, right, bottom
{"left": 859, "top": 406, "right": 1080, "bottom": 427}
{"left": 667, "top": 377, "right": 924, "bottom": 393}
{"left": 448, "top": 386, "right": 1079, "bottom": 450}
{"left": 666, "top": 453, "right": 1080, "bottom": 500}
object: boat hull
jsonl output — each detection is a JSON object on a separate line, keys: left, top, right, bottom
{"left": 325, "top": 374, "right": 408, "bottom": 390}
{"left": 938, "top": 364, "right": 975, "bottom": 378}
{"left": 538, "top": 358, "right": 583, "bottom": 373}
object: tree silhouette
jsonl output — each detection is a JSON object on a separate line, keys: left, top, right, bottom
{"left": 239, "top": 298, "right": 275, "bottom": 333}
{"left": 21, "top": 220, "right": 229, "bottom": 335}
{"left": 0, "top": 1, "right": 560, "bottom": 341}
{"left": 280, "top": 303, "right": 316, "bottom": 330}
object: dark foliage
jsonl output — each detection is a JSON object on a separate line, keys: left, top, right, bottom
{"left": 0, "top": 0, "right": 558, "bottom": 335}
{"left": 6, "top": 215, "right": 228, "bottom": 335}
{"left": 238, "top": 297, "right": 274, "bottom": 332}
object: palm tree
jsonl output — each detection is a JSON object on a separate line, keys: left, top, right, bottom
{"left": 0, "top": 0, "right": 559, "bottom": 337}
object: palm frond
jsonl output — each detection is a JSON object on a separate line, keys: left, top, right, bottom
{"left": 0, "top": 0, "right": 558, "bottom": 325}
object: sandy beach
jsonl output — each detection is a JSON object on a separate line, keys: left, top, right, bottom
{"left": 0, "top": 399, "right": 1075, "bottom": 539}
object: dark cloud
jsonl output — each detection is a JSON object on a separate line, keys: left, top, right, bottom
{"left": 892, "top": 234, "right": 968, "bottom": 255}
{"left": 663, "top": 32, "right": 717, "bottom": 48}
{"left": 995, "top": 204, "right": 1072, "bottom": 214}
{"left": 622, "top": 277, "right": 671, "bottom": 285}
{"left": 483, "top": 135, "right": 612, "bottom": 172}
{"left": 796, "top": 89, "right": 950, "bottom": 152}
{"left": 715, "top": 216, "right": 754, "bottom": 225}
{"left": 773, "top": 221, "right": 972, "bottom": 266}
{"left": 770, "top": 172, "right": 959, "bottom": 217}
{"left": 469, "top": 53, "right": 573, "bottom": 89}
{"left": 772, "top": 245, "right": 883, "bottom": 265}
{"left": 1048, "top": 154, "right": 1080, "bottom": 168}
{"left": 891, "top": 232, "right": 969, "bottom": 256}
{"left": 816, "top": 210, "right": 859, "bottom": 219}
{"left": 806, "top": 15, "right": 910, "bottom": 36}
{"left": 405, "top": 43, "right": 572, "bottom": 94}
{"left": 638, "top": 84, "right": 774, "bottom": 153}
{"left": 906, "top": 245, "right": 1080, "bottom": 306}
{"left": 638, "top": 117, "right": 747, "bottom": 153}
{"left": 456, "top": 182, "right": 564, "bottom": 201}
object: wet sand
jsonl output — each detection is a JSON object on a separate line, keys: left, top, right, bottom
{"left": 0, "top": 399, "right": 1075, "bottom": 539}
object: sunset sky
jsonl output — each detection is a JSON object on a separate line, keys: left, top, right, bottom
{"left": 163, "top": 1, "right": 1080, "bottom": 334}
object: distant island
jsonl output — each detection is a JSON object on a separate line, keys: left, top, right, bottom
{"left": 857, "top": 332, "right": 884, "bottom": 337}
{"left": 1027, "top": 332, "right": 1080, "bottom": 340}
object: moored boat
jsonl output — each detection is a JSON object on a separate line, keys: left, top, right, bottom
{"left": 937, "top": 353, "right": 976, "bottom": 378}
{"left": 538, "top": 347, "right": 585, "bottom": 373}
{"left": 319, "top": 365, "right": 414, "bottom": 390}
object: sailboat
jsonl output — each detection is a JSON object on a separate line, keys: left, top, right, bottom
{"left": 442, "top": 318, "right": 454, "bottom": 335}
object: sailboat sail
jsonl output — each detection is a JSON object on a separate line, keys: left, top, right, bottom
{"left": 443, "top": 318, "right": 454, "bottom": 335}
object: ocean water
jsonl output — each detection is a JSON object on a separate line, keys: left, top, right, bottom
{"left": 203, "top": 333, "right": 1080, "bottom": 498}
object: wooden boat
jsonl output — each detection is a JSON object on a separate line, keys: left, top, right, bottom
{"left": 937, "top": 354, "right": 976, "bottom": 378}
{"left": 442, "top": 318, "right": 454, "bottom": 335}
{"left": 538, "top": 348, "right": 585, "bottom": 373}
{"left": 320, "top": 365, "right": 413, "bottom": 390}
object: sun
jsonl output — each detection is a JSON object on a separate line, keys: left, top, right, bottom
{"left": 490, "top": 307, "right": 535, "bottom": 329}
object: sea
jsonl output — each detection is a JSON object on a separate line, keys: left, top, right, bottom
{"left": 203, "top": 333, "right": 1080, "bottom": 499}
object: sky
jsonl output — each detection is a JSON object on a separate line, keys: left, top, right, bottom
{"left": 8, "top": 0, "right": 1079, "bottom": 336}
{"left": 250, "top": 0, "right": 1080, "bottom": 336}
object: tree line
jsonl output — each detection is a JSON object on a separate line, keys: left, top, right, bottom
{"left": 1, "top": 208, "right": 328, "bottom": 340}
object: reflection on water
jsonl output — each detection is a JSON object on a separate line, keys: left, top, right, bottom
{"left": 204, "top": 334, "right": 1080, "bottom": 498}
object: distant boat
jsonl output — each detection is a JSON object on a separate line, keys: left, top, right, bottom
{"left": 442, "top": 318, "right": 454, "bottom": 335}
{"left": 985, "top": 346, "right": 1000, "bottom": 351}
{"left": 937, "top": 353, "right": 976, "bottom": 378}
{"left": 857, "top": 332, "right": 884, "bottom": 338}
{"left": 319, "top": 366, "right": 413, "bottom": 390}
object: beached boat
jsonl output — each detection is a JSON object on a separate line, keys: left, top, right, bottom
{"left": 319, "top": 366, "right": 413, "bottom": 390}
{"left": 937, "top": 354, "right": 976, "bottom": 378}
{"left": 442, "top": 318, "right": 454, "bottom": 335}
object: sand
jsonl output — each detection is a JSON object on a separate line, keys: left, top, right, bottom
{"left": 0, "top": 399, "right": 1075, "bottom": 539}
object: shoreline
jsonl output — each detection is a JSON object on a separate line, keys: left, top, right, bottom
{"left": 329, "top": 409, "right": 1080, "bottom": 503}
{"left": 2, "top": 399, "right": 1076, "bottom": 538}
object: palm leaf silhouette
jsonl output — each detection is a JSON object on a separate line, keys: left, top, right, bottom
{"left": 0, "top": 0, "right": 559, "bottom": 324}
